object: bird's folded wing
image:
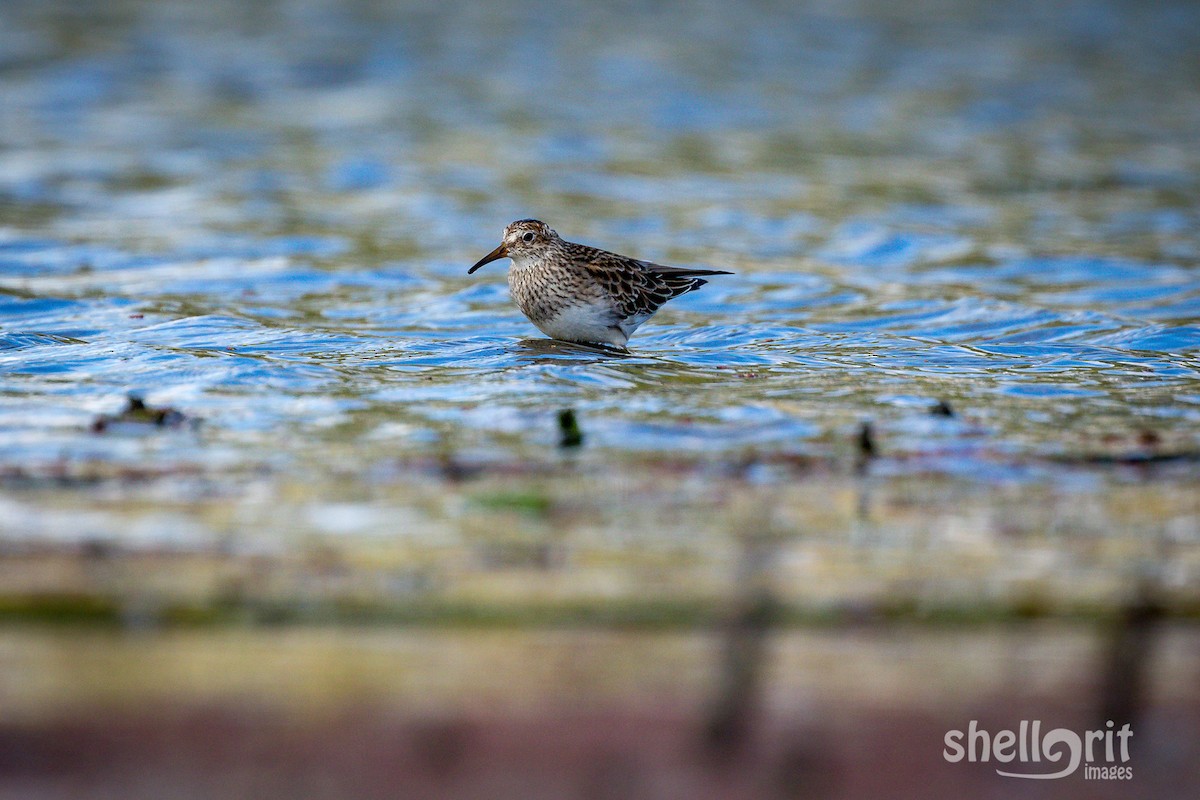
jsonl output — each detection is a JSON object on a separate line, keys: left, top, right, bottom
{"left": 572, "top": 257, "right": 669, "bottom": 318}
{"left": 568, "top": 244, "right": 731, "bottom": 318}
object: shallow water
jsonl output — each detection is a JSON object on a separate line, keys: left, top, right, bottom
{"left": 2, "top": 0, "right": 1199, "bottom": 481}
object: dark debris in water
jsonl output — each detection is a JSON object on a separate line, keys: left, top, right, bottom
{"left": 91, "top": 396, "right": 196, "bottom": 434}
{"left": 855, "top": 422, "right": 877, "bottom": 475}
{"left": 930, "top": 400, "right": 955, "bottom": 417}
{"left": 558, "top": 409, "right": 584, "bottom": 449}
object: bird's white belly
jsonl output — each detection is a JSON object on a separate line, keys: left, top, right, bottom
{"left": 535, "top": 302, "right": 627, "bottom": 347}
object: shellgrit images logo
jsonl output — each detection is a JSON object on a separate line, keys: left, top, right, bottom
{"left": 943, "top": 720, "right": 1133, "bottom": 780}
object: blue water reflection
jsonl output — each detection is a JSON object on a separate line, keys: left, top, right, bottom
{"left": 0, "top": 0, "right": 1197, "bottom": 480}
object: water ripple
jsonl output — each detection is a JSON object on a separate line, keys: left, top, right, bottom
{"left": 0, "top": 0, "right": 1198, "bottom": 475}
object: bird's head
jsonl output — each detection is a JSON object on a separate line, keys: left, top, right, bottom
{"left": 469, "top": 219, "right": 558, "bottom": 273}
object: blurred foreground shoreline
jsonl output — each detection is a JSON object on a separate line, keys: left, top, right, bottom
{"left": 1, "top": 456, "right": 1197, "bottom": 798}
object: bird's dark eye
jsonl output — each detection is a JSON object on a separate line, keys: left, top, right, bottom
{"left": 522, "top": 232, "right": 535, "bottom": 243}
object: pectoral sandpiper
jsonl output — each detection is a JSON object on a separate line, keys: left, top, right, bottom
{"left": 468, "top": 219, "right": 731, "bottom": 349}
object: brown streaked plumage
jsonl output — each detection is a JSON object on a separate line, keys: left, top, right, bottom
{"left": 468, "top": 219, "right": 731, "bottom": 348}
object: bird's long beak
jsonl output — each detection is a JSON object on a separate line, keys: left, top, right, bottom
{"left": 468, "top": 242, "right": 508, "bottom": 274}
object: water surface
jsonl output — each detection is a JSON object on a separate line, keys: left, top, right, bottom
{"left": 2, "top": 0, "right": 1199, "bottom": 489}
